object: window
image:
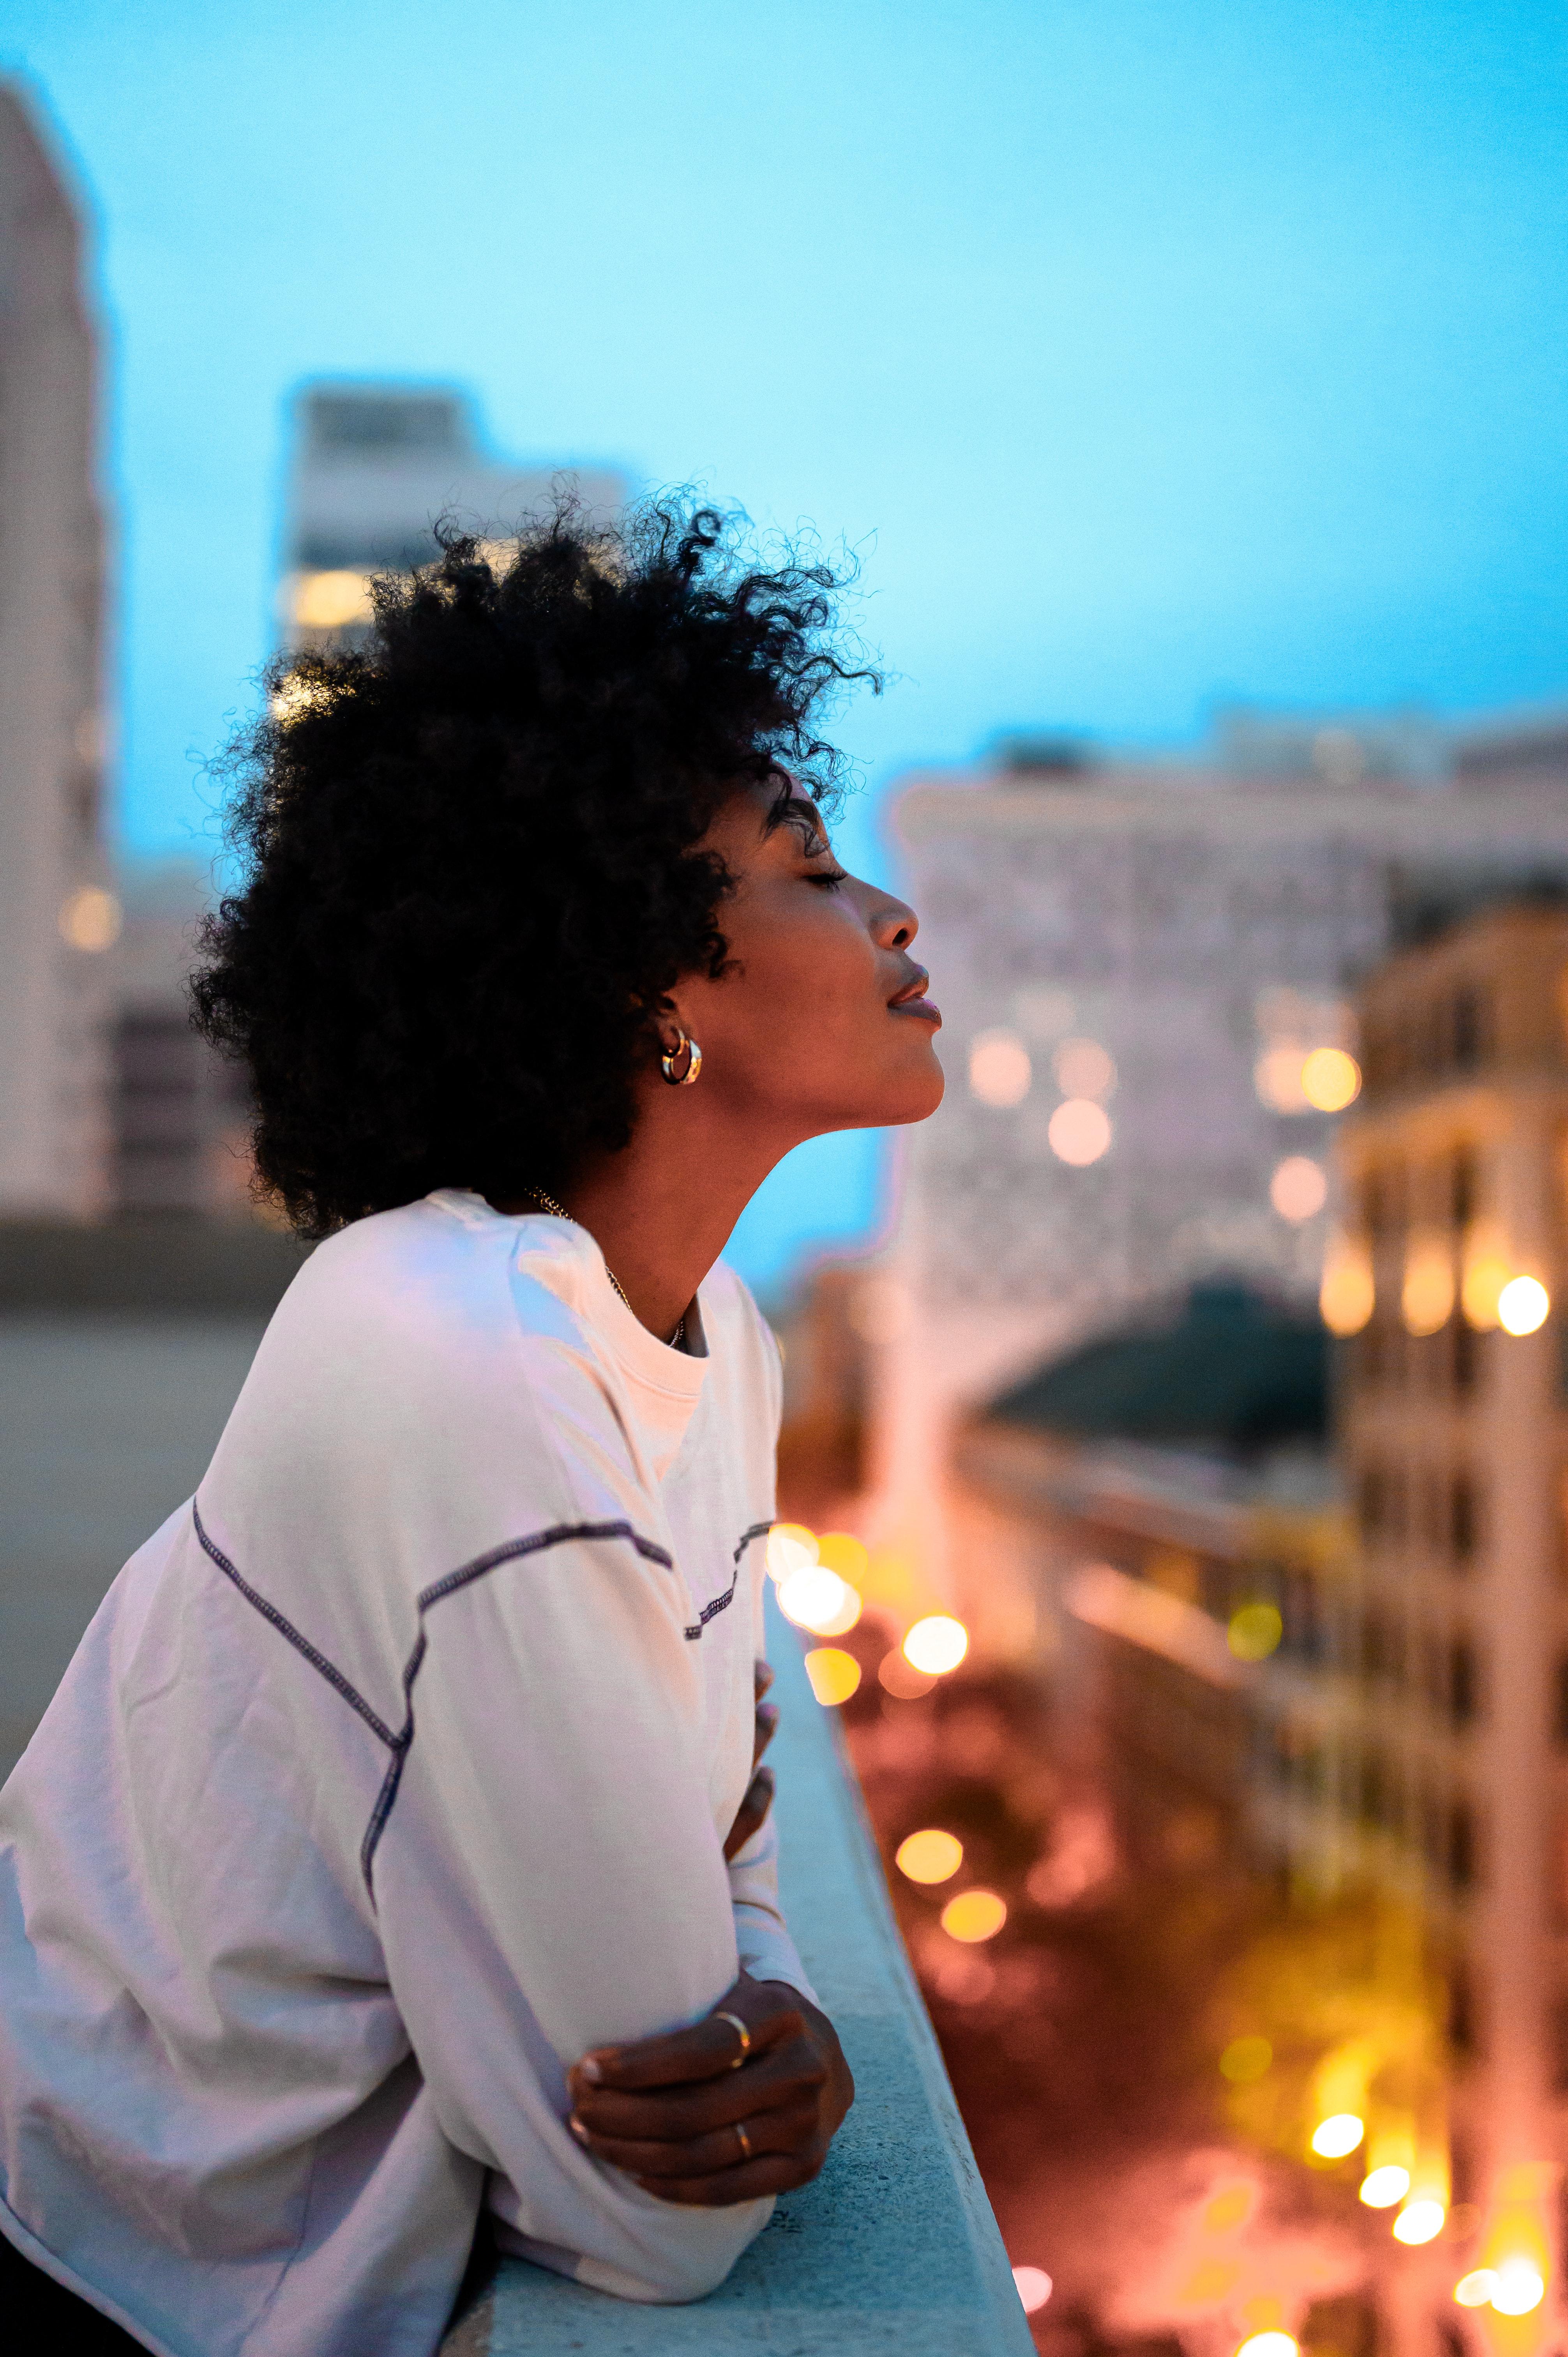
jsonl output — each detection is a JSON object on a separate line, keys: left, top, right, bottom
{"left": 1449, "top": 1638, "right": 1479, "bottom": 1728}
{"left": 1450, "top": 1472, "right": 1477, "bottom": 1566}
{"left": 1451, "top": 1145, "right": 1477, "bottom": 1226}
{"left": 1449, "top": 1800, "right": 1478, "bottom": 1891}
{"left": 1453, "top": 987, "right": 1487, "bottom": 1072}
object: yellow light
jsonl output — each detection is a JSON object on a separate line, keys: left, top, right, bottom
{"left": 765, "top": 1523, "right": 818, "bottom": 1580}
{"left": 940, "top": 1888, "right": 1007, "bottom": 1944}
{"left": 1489, "top": 2258, "right": 1545, "bottom": 2314}
{"left": 1393, "top": 2200, "right": 1446, "bottom": 2247}
{"left": 269, "top": 675, "right": 332, "bottom": 727}
{"left": 1271, "top": 1156, "right": 1327, "bottom": 1222}
{"left": 1012, "top": 2265, "right": 1052, "bottom": 2313}
{"left": 1052, "top": 1037, "right": 1116, "bottom": 1100}
{"left": 816, "top": 1531, "right": 869, "bottom": 1582}
{"left": 1454, "top": 2271, "right": 1498, "bottom": 2309}
{"left": 1235, "top": 2334, "right": 1298, "bottom": 2357}
{"left": 1310, "top": 2113, "right": 1365, "bottom": 2159}
{"left": 1219, "top": 2035, "right": 1273, "bottom": 2083}
{"left": 902, "top": 1614, "right": 969, "bottom": 1676}
{"left": 969, "top": 1029, "right": 1032, "bottom": 1108}
{"left": 896, "top": 1828, "right": 964, "bottom": 1885}
{"left": 803, "top": 1647, "right": 861, "bottom": 1706}
{"left": 777, "top": 1564, "right": 861, "bottom": 1636}
{"left": 1301, "top": 1047, "right": 1361, "bottom": 1112}
{"left": 1227, "top": 1603, "right": 1282, "bottom": 1662}
{"left": 1461, "top": 1222, "right": 1510, "bottom": 1329}
{"left": 1320, "top": 1235, "right": 1375, "bottom": 1336}
{"left": 1497, "top": 1276, "right": 1550, "bottom": 1337}
{"left": 58, "top": 885, "right": 122, "bottom": 952}
{"left": 1402, "top": 1235, "right": 1456, "bottom": 1336}
{"left": 1048, "top": 1098, "right": 1112, "bottom": 1166}
{"left": 293, "top": 569, "right": 373, "bottom": 630}
{"left": 1360, "top": 2166, "right": 1411, "bottom": 2209}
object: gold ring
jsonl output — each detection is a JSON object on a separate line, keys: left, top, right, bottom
{"left": 713, "top": 2011, "right": 752, "bottom": 2069}
{"left": 734, "top": 2119, "right": 753, "bottom": 2163}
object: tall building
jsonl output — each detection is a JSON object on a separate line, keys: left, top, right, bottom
{"left": 277, "top": 382, "right": 626, "bottom": 653}
{"left": 0, "top": 84, "right": 115, "bottom": 1217}
{"left": 871, "top": 723, "right": 1568, "bottom": 1596}
{"left": 1333, "top": 899, "right": 1568, "bottom": 2338}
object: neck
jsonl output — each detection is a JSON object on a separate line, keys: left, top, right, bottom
{"left": 499, "top": 1087, "right": 798, "bottom": 1342}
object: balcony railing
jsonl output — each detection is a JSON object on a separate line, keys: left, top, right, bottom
{"left": 442, "top": 1597, "right": 1033, "bottom": 2354}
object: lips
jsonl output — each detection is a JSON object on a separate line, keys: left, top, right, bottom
{"left": 889, "top": 972, "right": 941, "bottom": 1027}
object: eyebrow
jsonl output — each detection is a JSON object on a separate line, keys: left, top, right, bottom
{"left": 765, "top": 792, "right": 830, "bottom": 853}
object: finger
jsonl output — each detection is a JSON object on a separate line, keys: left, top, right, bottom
{"left": 570, "top": 2100, "right": 820, "bottom": 2179}
{"left": 722, "top": 1767, "right": 775, "bottom": 1862}
{"left": 574, "top": 1998, "right": 802, "bottom": 2094}
{"left": 632, "top": 2146, "right": 832, "bottom": 2207}
{"left": 571, "top": 2051, "right": 827, "bottom": 2144}
{"left": 754, "top": 1659, "right": 775, "bottom": 1704}
{"left": 751, "top": 1703, "right": 780, "bottom": 1771}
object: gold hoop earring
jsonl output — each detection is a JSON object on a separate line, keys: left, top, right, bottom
{"left": 660, "top": 1027, "right": 702, "bottom": 1087}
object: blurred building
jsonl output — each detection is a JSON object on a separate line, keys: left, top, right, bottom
{"left": 108, "top": 864, "right": 256, "bottom": 1217}
{"left": 874, "top": 716, "right": 1568, "bottom": 1595}
{"left": 952, "top": 1281, "right": 1350, "bottom": 1869}
{"left": 1332, "top": 898, "right": 1568, "bottom": 2319}
{"left": 0, "top": 84, "right": 115, "bottom": 1217}
{"left": 278, "top": 382, "right": 626, "bottom": 652}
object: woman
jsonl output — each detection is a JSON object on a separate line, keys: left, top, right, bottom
{"left": 0, "top": 505, "right": 944, "bottom": 2354}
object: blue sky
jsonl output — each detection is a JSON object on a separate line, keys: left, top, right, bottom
{"left": 8, "top": 0, "right": 1566, "bottom": 1288}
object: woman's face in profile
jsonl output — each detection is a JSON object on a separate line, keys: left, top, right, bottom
{"left": 673, "top": 783, "right": 945, "bottom": 1144}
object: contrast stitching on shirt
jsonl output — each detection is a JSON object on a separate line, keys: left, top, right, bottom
{"left": 192, "top": 1500, "right": 401, "bottom": 1749}
{"left": 682, "top": 1520, "right": 773, "bottom": 1642}
{"left": 193, "top": 1500, "right": 759, "bottom": 1901}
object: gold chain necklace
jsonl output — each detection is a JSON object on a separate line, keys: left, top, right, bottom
{"left": 521, "top": 1188, "right": 685, "bottom": 1351}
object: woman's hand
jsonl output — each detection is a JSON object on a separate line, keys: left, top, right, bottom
{"left": 566, "top": 1972, "right": 855, "bottom": 2206}
{"left": 722, "top": 1661, "right": 780, "bottom": 1863}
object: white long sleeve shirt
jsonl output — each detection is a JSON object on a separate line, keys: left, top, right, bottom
{"left": 0, "top": 1191, "right": 812, "bottom": 2357}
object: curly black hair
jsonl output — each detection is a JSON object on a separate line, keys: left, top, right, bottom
{"left": 192, "top": 500, "right": 874, "bottom": 1239}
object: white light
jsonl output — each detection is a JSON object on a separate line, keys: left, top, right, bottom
{"left": 1359, "top": 2165, "right": 1410, "bottom": 2209}
{"left": 902, "top": 1615, "right": 969, "bottom": 1675}
{"left": 1012, "top": 2265, "right": 1053, "bottom": 2313}
{"left": 969, "top": 1029, "right": 1032, "bottom": 1108}
{"left": 765, "top": 1524, "right": 818, "bottom": 1581}
{"left": 1391, "top": 2200, "right": 1446, "bottom": 2247}
{"left": 1271, "top": 1156, "right": 1327, "bottom": 1223}
{"left": 1489, "top": 2258, "right": 1545, "bottom": 2313}
{"left": 1310, "top": 2113, "right": 1364, "bottom": 2159}
{"left": 1048, "top": 1098, "right": 1112, "bottom": 1166}
{"left": 294, "top": 569, "right": 373, "bottom": 630}
{"left": 1497, "top": 1276, "right": 1549, "bottom": 1336}
{"left": 777, "top": 1565, "right": 861, "bottom": 1637}
{"left": 1454, "top": 2270, "right": 1498, "bottom": 2309}
{"left": 1236, "top": 2334, "right": 1298, "bottom": 2357}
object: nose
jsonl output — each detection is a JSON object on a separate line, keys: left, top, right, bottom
{"left": 870, "top": 889, "right": 918, "bottom": 953}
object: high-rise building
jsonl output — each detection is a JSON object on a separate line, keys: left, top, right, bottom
{"left": 1332, "top": 899, "right": 1568, "bottom": 2327}
{"left": 0, "top": 83, "right": 115, "bottom": 1217}
{"left": 277, "top": 382, "right": 626, "bottom": 653}
{"left": 870, "top": 723, "right": 1568, "bottom": 1596}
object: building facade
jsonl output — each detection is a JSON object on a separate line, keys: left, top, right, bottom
{"left": 872, "top": 731, "right": 1568, "bottom": 1597}
{"left": 1332, "top": 901, "right": 1568, "bottom": 2336}
{"left": 0, "top": 84, "right": 115, "bottom": 1217}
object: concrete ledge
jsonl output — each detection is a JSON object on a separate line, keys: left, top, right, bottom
{"left": 443, "top": 1598, "right": 1032, "bottom": 2355}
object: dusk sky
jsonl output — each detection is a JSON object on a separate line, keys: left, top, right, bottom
{"left": 7, "top": 0, "right": 1566, "bottom": 1286}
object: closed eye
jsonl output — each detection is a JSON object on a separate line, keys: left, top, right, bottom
{"left": 808, "top": 866, "right": 849, "bottom": 890}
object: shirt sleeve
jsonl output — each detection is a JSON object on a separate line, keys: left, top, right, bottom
{"left": 369, "top": 1414, "right": 773, "bottom": 2305}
